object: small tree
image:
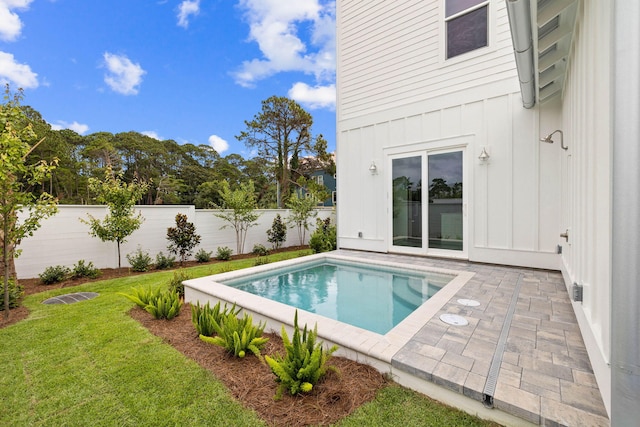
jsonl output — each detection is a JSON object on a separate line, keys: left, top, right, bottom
{"left": 286, "top": 192, "right": 318, "bottom": 246}
{"left": 166, "top": 213, "right": 201, "bottom": 264}
{"left": 267, "top": 214, "right": 287, "bottom": 249}
{"left": 1, "top": 86, "right": 58, "bottom": 317}
{"left": 81, "top": 166, "right": 148, "bottom": 268}
{"left": 214, "top": 180, "right": 260, "bottom": 254}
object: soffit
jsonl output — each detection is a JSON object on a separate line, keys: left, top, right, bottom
{"left": 534, "top": 0, "right": 579, "bottom": 104}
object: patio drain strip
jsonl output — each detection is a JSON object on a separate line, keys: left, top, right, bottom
{"left": 482, "top": 273, "right": 524, "bottom": 408}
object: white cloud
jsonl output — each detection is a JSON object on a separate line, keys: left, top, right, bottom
{"left": 233, "top": 0, "right": 335, "bottom": 88}
{"left": 0, "top": 0, "right": 32, "bottom": 42}
{"left": 102, "top": 52, "right": 146, "bottom": 95}
{"left": 177, "top": 0, "right": 200, "bottom": 28}
{"left": 0, "top": 51, "right": 38, "bottom": 88}
{"left": 141, "top": 131, "right": 161, "bottom": 140}
{"left": 50, "top": 120, "right": 89, "bottom": 135}
{"left": 208, "top": 134, "right": 229, "bottom": 154}
{"left": 288, "top": 82, "right": 335, "bottom": 110}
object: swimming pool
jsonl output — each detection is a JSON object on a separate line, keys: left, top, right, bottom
{"left": 184, "top": 252, "right": 474, "bottom": 366}
{"left": 221, "top": 259, "right": 453, "bottom": 334}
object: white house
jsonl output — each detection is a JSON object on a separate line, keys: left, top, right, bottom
{"left": 336, "top": 0, "right": 639, "bottom": 422}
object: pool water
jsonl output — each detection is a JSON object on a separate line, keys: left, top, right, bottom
{"left": 222, "top": 259, "right": 453, "bottom": 335}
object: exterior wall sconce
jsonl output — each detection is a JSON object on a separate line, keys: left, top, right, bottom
{"left": 478, "top": 147, "right": 490, "bottom": 162}
{"left": 369, "top": 161, "right": 378, "bottom": 174}
{"left": 540, "top": 130, "right": 568, "bottom": 150}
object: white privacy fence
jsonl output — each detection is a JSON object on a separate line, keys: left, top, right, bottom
{"left": 15, "top": 205, "right": 335, "bottom": 279}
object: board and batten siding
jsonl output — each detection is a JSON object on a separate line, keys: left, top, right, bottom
{"left": 338, "top": 0, "right": 518, "bottom": 121}
{"left": 558, "top": 0, "right": 612, "bottom": 413}
{"left": 336, "top": 0, "right": 561, "bottom": 268}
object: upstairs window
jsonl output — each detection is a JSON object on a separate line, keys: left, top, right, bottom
{"left": 445, "top": 0, "right": 489, "bottom": 59}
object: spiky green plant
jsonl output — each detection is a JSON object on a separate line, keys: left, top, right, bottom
{"left": 144, "top": 290, "right": 182, "bottom": 320}
{"left": 199, "top": 312, "right": 268, "bottom": 359}
{"left": 190, "top": 301, "right": 240, "bottom": 337}
{"left": 118, "top": 285, "right": 163, "bottom": 309}
{"left": 265, "top": 310, "right": 338, "bottom": 399}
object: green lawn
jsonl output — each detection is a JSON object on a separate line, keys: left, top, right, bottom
{"left": 0, "top": 250, "right": 498, "bottom": 426}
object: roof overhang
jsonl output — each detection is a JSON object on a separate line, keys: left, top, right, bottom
{"left": 506, "top": 0, "right": 579, "bottom": 108}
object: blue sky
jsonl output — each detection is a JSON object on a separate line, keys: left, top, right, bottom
{"left": 0, "top": 0, "right": 336, "bottom": 156}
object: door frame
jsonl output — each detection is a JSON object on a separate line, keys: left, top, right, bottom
{"left": 385, "top": 137, "right": 469, "bottom": 259}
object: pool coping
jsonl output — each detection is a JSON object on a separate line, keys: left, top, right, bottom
{"left": 183, "top": 252, "right": 474, "bottom": 365}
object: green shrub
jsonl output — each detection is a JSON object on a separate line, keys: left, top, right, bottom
{"left": 253, "top": 256, "right": 270, "bottom": 266}
{"left": 252, "top": 244, "right": 269, "bottom": 256}
{"left": 155, "top": 252, "right": 176, "bottom": 270}
{"left": 0, "top": 279, "right": 24, "bottom": 310}
{"left": 191, "top": 301, "right": 241, "bottom": 337}
{"left": 144, "top": 290, "right": 183, "bottom": 320}
{"left": 199, "top": 312, "right": 268, "bottom": 359}
{"left": 309, "top": 218, "right": 337, "bottom": 254}
{"left": 195, "top": 248, "right": 212, "bottom": 263}
{"left": 119, "top": 286, "right": 163, "bottom": 309}
{"left": 267, "top": 214, "right": 287, "bottom": 249}
{"left": 39, "top": 265, "right": 70, "bottom": 285}
{"left": 216, "top": 246, "right": 233, "bottom": 261}
{"left": 127, "top": 247, "right": 153, "bottom": 272}
{"left": 166, "top": 213, "right": 202, "bottom": 264}
{"left": 71, "top": 260, "right": 101, "bottom": 279}
{"left": 265, "top": 310, "right": 338, "bottom": 399}
{"left": 168, "top": 269, "right": 191, "bottom": 297}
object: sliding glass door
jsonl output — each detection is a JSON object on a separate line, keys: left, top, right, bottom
{"left": 390, "top": 149, "right": 465, "bottom": 256}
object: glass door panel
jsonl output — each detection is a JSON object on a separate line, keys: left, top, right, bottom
{"left": 392, "top": 156, "right": 422, "bottom": 248}
{"left": 427, "top": 152, "right": 463, "bottom": 251}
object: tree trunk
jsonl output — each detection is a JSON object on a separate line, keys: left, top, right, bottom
{"left": 1, "top": 225, "right": 17, "bottom": 319}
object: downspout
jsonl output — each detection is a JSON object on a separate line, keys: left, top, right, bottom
{"left": 505, "top": 0, "right": 535, "bottom": 108}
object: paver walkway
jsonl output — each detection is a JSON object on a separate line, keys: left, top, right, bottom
{"left": 335, "top": 250, "right": 609, "bottom": 427}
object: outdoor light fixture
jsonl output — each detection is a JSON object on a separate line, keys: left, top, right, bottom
{"left": 540, "top": 129, "right": 568, "bottom": 150}
{"left": 369, "top": 161, "right": 378, "bottom": 174}
{"left": 478, "top": 147, "right": 490, "bottom": 162}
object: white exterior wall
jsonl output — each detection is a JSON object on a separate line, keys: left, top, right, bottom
{"left": 557, "top": 0, "right": 612, "bottom": 413}
{"left": 337, "top": 0, "right": 561, "bottom": 269}
{"left": 15, "top": 206, "right": 334, "bottom": 279}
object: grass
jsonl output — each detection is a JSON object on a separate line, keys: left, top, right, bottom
{"left": 0, "top": 249, "right": 497, "bottom": 426}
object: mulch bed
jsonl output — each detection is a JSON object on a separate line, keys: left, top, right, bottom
{"left": 130, "top": 305, "right": 387, "bottom": 426}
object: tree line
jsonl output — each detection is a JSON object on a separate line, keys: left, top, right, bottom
{"left": 20, "top": 96, "right": 334, "bottom": 209}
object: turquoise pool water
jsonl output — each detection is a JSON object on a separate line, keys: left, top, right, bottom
{"left": 222, "top": 259, "right": 453, "bottom": 335}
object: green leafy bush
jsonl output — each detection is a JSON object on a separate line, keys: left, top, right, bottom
{"left": 71, "top": 260, "right": 101, "bottom": 279}
{"left": 195, "top": 248, "right": 212, "bottom": 263}
{"left": 191, "top": 301, "right": 241, "bottom": 337}
{"left": 144, "top": 290, "right": 183, "bottom": 320}
{"left": 166, "top": 213, "right": 201, "bottom": 264}
{"left": 199, "top": 312, "right": 268, "bottom": 359}
{"left": 265, "top": 311, "right": 338, "bottom": 399}
{"left": 39, "top": 265, "right": 70, "bottom": 285}
{"left": 252, "top": 244, "right": 269, "bottom": 256}
{"left": 127, "top": 247, "right": 152, "bottom": 272}
{"left": 155, "top": 252, "right": 176, "bottom": 270}
{"left": 168, "top": 269, "right": 191, "bottom": 297}
{"left": 119, "top": 286, "right": 163, "bottom": 309}
{"left": 267, "top": 214, "right": 287, "bottom": 249}
{"left": 0, "top": 279, "right": 24, "bottom": 310}
{"left": 309, "top": 218, "right": 337, "bottom": 254}
{"left": 216, "top": 246, "right": 233, "bottom": 261}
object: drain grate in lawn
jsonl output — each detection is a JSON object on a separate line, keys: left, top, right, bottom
{"left": 42, "top": 292, "right": 99, "bottom": 305}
